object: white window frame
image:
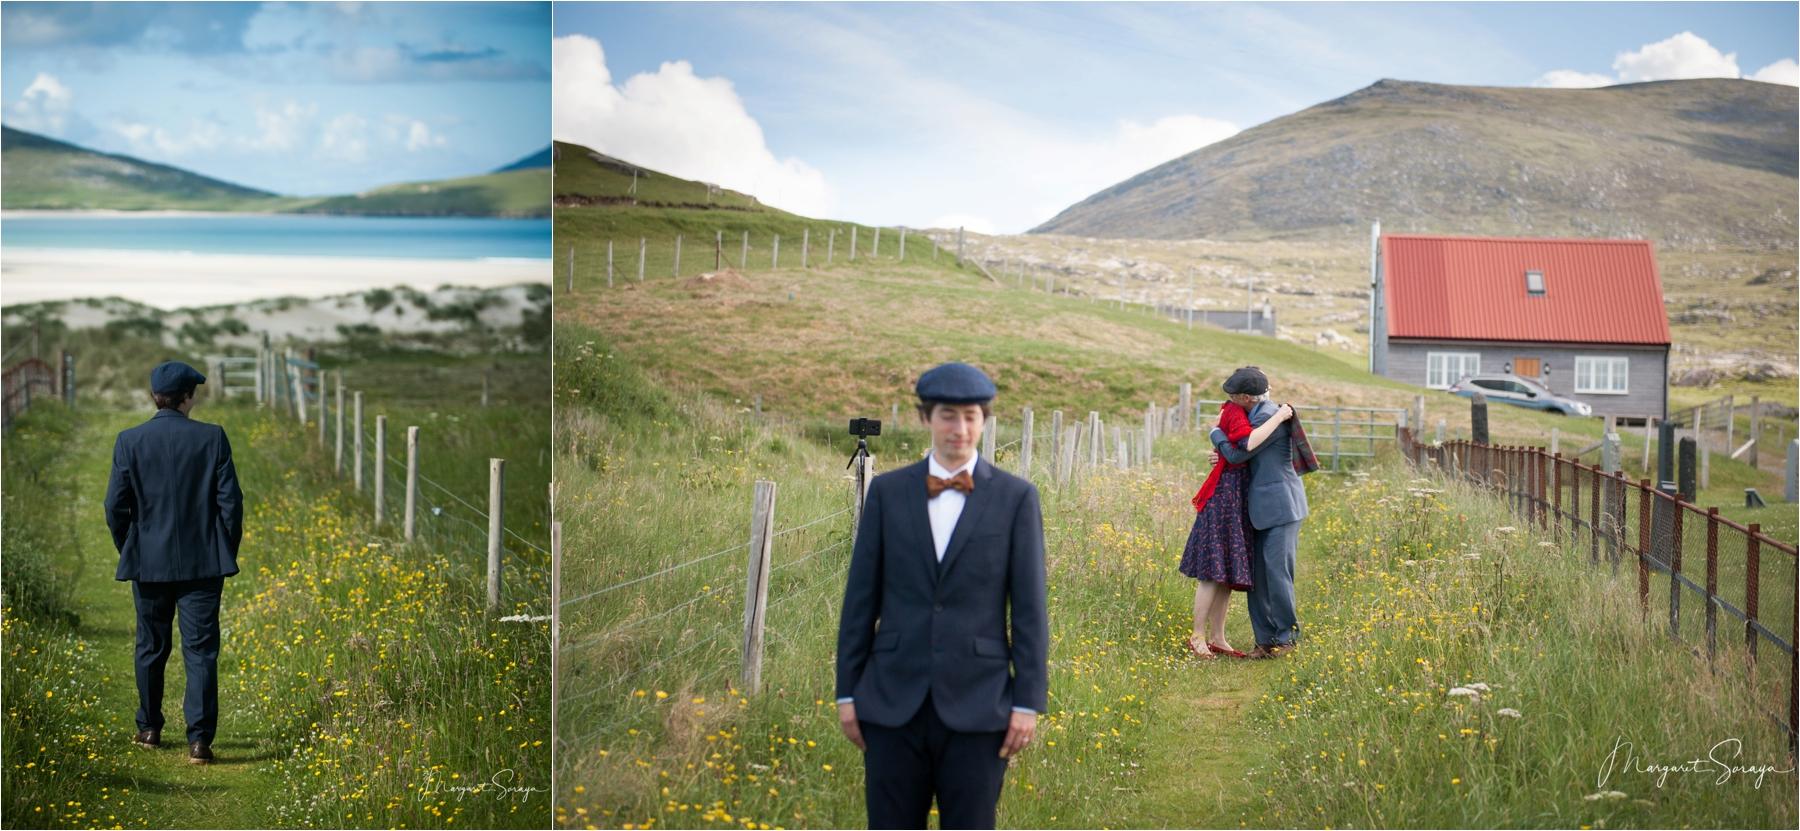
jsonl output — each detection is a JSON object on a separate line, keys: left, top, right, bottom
{"left": 1426, "top": 352, "right": 1482, "bottom": 389}
{"left": 1574, "top": 356, "right": 1629, "bottom": 395}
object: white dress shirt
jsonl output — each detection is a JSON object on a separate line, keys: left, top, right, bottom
{"left": 926, "top": 449, "right": 978, "bottom": 562}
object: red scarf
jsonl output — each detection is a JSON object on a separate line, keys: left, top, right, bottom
{"left": 1192, "top": 401, "right": 1252, "bottom": 513}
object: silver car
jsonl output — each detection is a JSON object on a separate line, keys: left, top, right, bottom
{"left": 1447, "top": 373, "right": 1593, "bottom": 417}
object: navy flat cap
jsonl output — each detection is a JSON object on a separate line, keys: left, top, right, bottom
{"left": 915, "top": 362, "right": 996, "bottom": 404}
{"left": 150, "top": 360, "right": 206, "bottom": 394}
{"left": 1222, "top": 366, "right": 1268, "bottom": 396}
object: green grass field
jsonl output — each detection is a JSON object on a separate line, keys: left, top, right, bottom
{"left": 2, "top": 342, "right": 551, "bottom": 828}
{"left": 555, "top": 193, "right": 1796, "bottom": 828}
{"left": 554, "top": 331, "right": 1796, "bottom": 829}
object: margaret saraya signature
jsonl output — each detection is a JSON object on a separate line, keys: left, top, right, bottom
{"left": 416, "top": 768, "right": 547, "bottom": 802}
{"left": 1599, "top": 736, "right": 1796, "bottom": 790}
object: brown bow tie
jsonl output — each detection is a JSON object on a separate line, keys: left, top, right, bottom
{"left": 926, "top": 470, "right": 974, "bottom": 498}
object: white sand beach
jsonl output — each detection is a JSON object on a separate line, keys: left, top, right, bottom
{"left": 1, "top": 247, "right": 550, "bottom": 310}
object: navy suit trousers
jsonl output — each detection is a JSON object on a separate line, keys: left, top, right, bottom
{"left": 131, "top": 577, "right": 223, "bottom": 744}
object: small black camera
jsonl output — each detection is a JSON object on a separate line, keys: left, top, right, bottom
{"left": 848, "top": 417, "right": 882, "bottom": 437}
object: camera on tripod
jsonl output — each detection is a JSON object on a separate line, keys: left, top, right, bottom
{"left": 846, "top": 418, "right": 881, "bottom": 468}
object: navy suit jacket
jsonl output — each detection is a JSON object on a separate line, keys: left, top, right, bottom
{"left": 835, "top": 456, "right": 1049, "bottom": 733}
{"left": 1211, "top": 399, "right": 1310, "bottom": 530}
{"left": 104, "top": 409, "right": 243, "bottom": 582}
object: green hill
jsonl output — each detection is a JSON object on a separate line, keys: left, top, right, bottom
{"left": 0, "top": 125, "right": 288, "bottom": 211}
{"left": 495, "top": 145, "right": 552, "bottom": 172}
{"left": 291, "top": 167, "right": 549, "bottom": 218}
{"left": 1034, "top": 78, "right": 1798, "bottom": 250}
{"left": 1, "top": 125, "right": 548, "bottom": 216}
{"left": 553, "top": 140, "right": 772, "bottom": 211}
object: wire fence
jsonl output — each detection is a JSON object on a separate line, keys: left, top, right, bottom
{"left": 1402, "top": 427, "right": 1799, "bottom": 746}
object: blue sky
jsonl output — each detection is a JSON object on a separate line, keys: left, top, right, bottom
{"left": 553, "top": 1, "right": 1799, "bottom": 234}
{"left": 3, "top": 2, "right": 550, "bottom": 196}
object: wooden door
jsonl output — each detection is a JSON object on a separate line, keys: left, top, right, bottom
{"left": 1513, "top": 357, "right": 1541, "bottom": 378}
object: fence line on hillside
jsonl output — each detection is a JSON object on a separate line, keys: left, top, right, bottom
{"left": 1398, "top": 425, "right": 1798, "bottom": 747}
{"left": 557, "top": 228, "right": 1302, "bottom": 340}
{"left": 226, "top": 330, "right": 547, "bottom": 615}
{"left": 2, "top": 323, "right": 78, "bottom": 433}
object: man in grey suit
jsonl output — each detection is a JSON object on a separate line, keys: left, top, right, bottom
{"left": 835, "top": 362, "right": 1049, "bottom": 829}
{"left": 104, "top": 360, "right": 242, "bottom": 764}
{"left": 1210, "top": 366, "right": 1308, "bottom": 659}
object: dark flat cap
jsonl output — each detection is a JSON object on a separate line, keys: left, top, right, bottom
{"left": 150, "top": 360, "right": 206, "bottom": 394}
{"left": 915, "top": 362, "right": 996, "bottom": 404}
{"left": 1222, "top": 366, "right": 1268, "bottom": 396}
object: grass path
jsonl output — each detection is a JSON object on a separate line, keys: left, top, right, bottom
{"left": 52, "top": 409, "right": 294, "bottom": 827}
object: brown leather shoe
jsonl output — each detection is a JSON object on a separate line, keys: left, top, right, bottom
{"left": 188, "top": 741, "right": 213, "bottom": 765}
{"left": 133, "top": 729, "right": 161, "bottom": 748}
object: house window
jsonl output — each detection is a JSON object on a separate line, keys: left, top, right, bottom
{"left": 1525, "top": 270, "right": 1545, "bottom": 296}
{"left": 1427, "top": 352, "right": 1481, "bottom": 389}
{"left": 1574, "top": 356, "right": 1629, "bottom": 395}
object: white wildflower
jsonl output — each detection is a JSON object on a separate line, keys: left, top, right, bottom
{"left": 1497, "top": 708, "right": 1522, "bottom": 718}
{"left": 1447, "top": 687, "right": 1481, "bottom": 700}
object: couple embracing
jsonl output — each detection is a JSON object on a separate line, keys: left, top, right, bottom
{"left": 832, "top": 362, "right": 1311, "bottom": 830}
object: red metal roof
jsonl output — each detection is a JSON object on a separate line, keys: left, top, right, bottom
{"left": 1382, "top": 234, "right": 1670, "bottom": 345}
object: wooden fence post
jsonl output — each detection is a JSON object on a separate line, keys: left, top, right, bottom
{"left": 1705, "top": 507, "right": 1720, "bottom": 666}
{"left": 1745, "top": 523, "right": 1761, "bottom": 662}
{"left": 1179, "top": 383, "right": 1192, "bottom": 432}
{"left": 1021, "top": 407, "right": 1035, "bottom": 478}
{"left": 741, "top": 231, "right": 749, "bottom": 269}
{"left": 353, "top": 392, "right": 364, "bottom": 491}
{"left": 873, "top": 227, "right": 881, "bottom": 258}
{"left": 956, "top": 226, "right": 964, "bottom": 265}
{"left": 404, "top": 425, "right": 420, "bottom": 541}
{"left": 715, "top": 230, "right": 723, "bottom": 272}
{"left": 639, "top": 238, "right": 647, "bottom": 282}
{"left": 1471, "top": 392, "right": 1489, "bottom": 445}
{"left": 334, "top": 373, "right": 344, "bottom": 475}
{"left": 1088, "top": 411, "right": 1101, "bottom": 469}
{"left": 317, "top": 371, "right": 327, "bottom": 446}
{"left": 1638, "top": 480, "right": 1652, "bottom": 617}
{"left": 742, "top": 480, "right": 778, "bottom": 693}
{"left": 851, "top": 453, "right": 873, "bottom": 543}
{"left": 567, "top": 245, "right": 575, "bottom": 293}
{"left": 1331, "top": 407, "right": 1343, "bottom": 471}
{"left": 828, "top": 228, "right": 836, "bottom": 265}
{"left": 1552, "top": 453, "right": 1564, "bottom": 538}
{"left": 1668, "top": 497, "right": 1685, "bottom": 640}
{"left": 1050, "top": 410, "right": 1064, "bottom": 482}
{"left": 289, "top": 349, "right": 307, "bottom": 425}
{"left": 374, "top": 415, "right": 387, "bottom": 525}
{"left": 1143, "top": 407, "right": 1155, "bottom": 465}
{"left": 608, "top": 240, "right": 615, "bottom": 288}
{"left": 802, "top": 228, "right": 810, "bottom": 268}
{"left": 674, "top": 234, "right": 683, "bottom": 277}
{"left": 850, "top": 227, "right": 858, "bottom": 261}
{"left": 772, "top": 235, "right": 780, "bottom": 269}
{"left": 488, "top": 458, "right": 506, "bottom": 612}
{"left": 899, "top": 228, "right": 907, "bottom": 260}
{"left": 1748, "top": 397, "right": 1761, "bottom": 468}
{"left": 1114, "top": 425, "right": 1127, "bottom": 470}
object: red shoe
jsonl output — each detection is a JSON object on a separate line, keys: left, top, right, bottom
{"left": 1208, "top": 642, "right": 1249, "bottom": 659}
{"left": 1185, "top": 636, "right": 1217, "bottom": 660}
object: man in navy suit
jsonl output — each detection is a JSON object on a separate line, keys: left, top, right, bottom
{"left": 1209, "top": 366, "right": 1309, "bottom": 659}
{"left": 104, "top": 360, "right": 242, "bottom": 764}
{"left": 835, "top": 362, "right": 1049, "bottom": 830}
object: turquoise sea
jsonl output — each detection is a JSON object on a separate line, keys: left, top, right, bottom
{"left": 0, "top": 214, "right": 551, "bottom": 260}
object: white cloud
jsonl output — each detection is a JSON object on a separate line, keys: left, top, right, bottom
{"left": 251, "top": 100, "right": 317, "bottom": 152}
{"left": 404, "top": 120, "right": 446, "bottom": 152}
{"left": 318, "top": 112, "right": 368, "bottom": 162}
{"left": 1532, "top": 69, "right": 1615, "bottom": 89}
{"left": 1748, "top": 58, "right": 1799, "bottom": 86}
{"left": 111, "top": 119, "right": 223, "bottom": 156}
{"left": 551, "top": 34, "right": 834, "bottom": 217}
{"left": 9, "top": 72, "right": 73, "bottom": 132}
{"left": 1612, "top": 31, "right": 1740, "bottom": 82}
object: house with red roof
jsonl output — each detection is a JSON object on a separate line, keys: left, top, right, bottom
{"left": 1369, "top": 231, "right": 1671, "bottom": 422}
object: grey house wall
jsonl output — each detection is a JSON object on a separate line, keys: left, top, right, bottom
{"left": 1385, "top": 339, "right": 1668, "bottom": 422}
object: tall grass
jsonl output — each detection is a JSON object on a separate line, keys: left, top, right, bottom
{"left": 557, "top": 332, "right": 1795, "bottom": 828}
{"left": 1, "top": 365, "right": 550, "bottom": 827}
